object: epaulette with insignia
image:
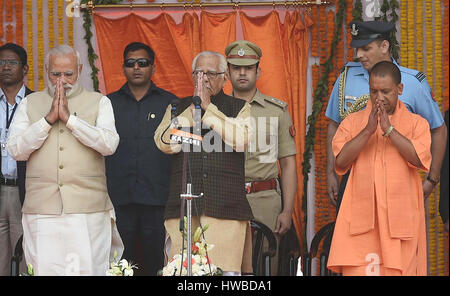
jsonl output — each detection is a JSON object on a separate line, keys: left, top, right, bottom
{"left": 399, "top": 66, "right": 427, "bottom": 82}
{"left": 264, "top": 96, "right": 288, "bottom": 109}
{"left": 415, "top": 71, "right": 426, "bottom": 82}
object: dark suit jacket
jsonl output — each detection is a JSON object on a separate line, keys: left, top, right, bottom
{"left": 0, "top": 86, "right": 32, "bottom": 205}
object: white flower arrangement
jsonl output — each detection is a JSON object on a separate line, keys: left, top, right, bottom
{"left": 20, "top": 264, "right": 34, "bottom": 276}
{"left": 19, "top": 252, "right": 137, "bottom": 276}
{"left": 106, "top": 250, "right": 138, "bottom": 276}
{"left": 160, "top": 221, "right": 222, "bottom": 276}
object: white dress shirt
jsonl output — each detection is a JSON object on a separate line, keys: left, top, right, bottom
{"left": 0, "top": 85, "right": 25, "bottom": 179}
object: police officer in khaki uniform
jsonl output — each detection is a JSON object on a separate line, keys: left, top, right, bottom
{"left": 225, "top": 40, "right": 298, "bottom": 274}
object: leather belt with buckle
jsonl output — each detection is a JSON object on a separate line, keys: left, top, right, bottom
{"left": 0, "top": 176, "right": 19, "bottom": 186}
{"left": 245, "top": 179, "right": 277, "bottom": 194}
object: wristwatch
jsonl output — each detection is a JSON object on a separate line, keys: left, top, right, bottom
{"left": 427, "top": 175, "right": 439, "bottom": 186}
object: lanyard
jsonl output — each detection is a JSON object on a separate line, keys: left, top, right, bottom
{"left": 5, "top": 100, "right": 18, "bottom": 134}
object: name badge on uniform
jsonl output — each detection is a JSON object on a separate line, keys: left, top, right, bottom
{"left": 344, "top": 95, "right": 357, "bottom": 108}
{"left": 1, "top": 143, "right": 7, "bottom": 157}
{"left": 0, "top": 128, "right": 6, "bottom": 156}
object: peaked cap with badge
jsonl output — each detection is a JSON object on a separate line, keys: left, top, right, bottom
{"left": 225, "top": 40, "right": 262, "bottom": 66}
{"left": 349, "top": 20, "right": 395, "bottom": 48}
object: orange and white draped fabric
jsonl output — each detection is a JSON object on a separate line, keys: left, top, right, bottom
{"left": 93, "top": 10, "right": 311, "bottom": 253}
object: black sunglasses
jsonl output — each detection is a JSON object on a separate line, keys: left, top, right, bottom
{"left": 124, "top": 58, "right": 152, "bottom": 68}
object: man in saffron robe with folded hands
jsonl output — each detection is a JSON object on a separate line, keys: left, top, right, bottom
{"left": 327, "top": 61, "right": 431, "bottom": 276}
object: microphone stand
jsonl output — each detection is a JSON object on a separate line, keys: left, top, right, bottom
{"left": 179, "top": 96, "right": 203, "bottom": 276}
{"left": 180, "top": 185, "right": 203, "bottom": 276}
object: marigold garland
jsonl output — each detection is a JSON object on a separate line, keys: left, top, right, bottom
{"left": 314, "top": 7, "right": 329, "bottom": 258}
{"left": 434, "top": 0, "right": 445, "bottom": 276}
{"left": 443, "top": 0, "right": 449, "bottom": 111}
{"left": 5, "top": 0, "right": 13, "bottom": 22}
{"left": 68, "top": 2, "right": 74, "bottom": 48}
{"left": 327, "top": 10, "right": 335, "bottom": 97}
{"left": 58, "top": 0, "right": 65, "bottom": 45}
{"left": 312, "top": 65, "right": 320, "bottom": 98}
{"left": 415, "top": 0, "right": 424, "bottom": 73}
{"left": 425, "top": 0, "right": 437, "bottom": 276}
{"left": 319, "top": 6, "right": 327, "bottom": 62}
{"left": 16, "top": 0, "right": 24, "bottom": 46}
{"left": 38, "top": 0, "right": 44, "bottom": 90}
{"left": 313, "top": 8, "right": 327, "bottom": 273}
{"left": 48, "top": 0, "right": 55, "bottom": 49}
{"left": 5, "top": 0, "right": 13, "bottom": 43}
{"left": 407, "top": 0, "right": 415, "bottom": 69}
{"left": 26, "top": 0, "right": 34, "bottom": 90}
{"left": 400, "top": 0, "right": 408, "bottom": 65}
{"left": 310, "top": 6, "right": 319, "bottom": 58}
{"left": 0, "top": 0, "right": 4, "bottom": 42}
{"left": 435, "top": 1, "right": 443, "bottom": 109}
{"left": 6, "top": 25, "right": 14, "bottom": 43}
{"left": 303, "top": 0, "right": 348, "bottom": 274}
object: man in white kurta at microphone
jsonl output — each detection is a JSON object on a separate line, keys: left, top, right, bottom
{"left": 7, "top": 45, "right": 123, "bottom": 276}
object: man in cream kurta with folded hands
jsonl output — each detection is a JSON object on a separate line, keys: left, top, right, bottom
{"left": 7, "top": 45, "right": 123, "bottom": 276}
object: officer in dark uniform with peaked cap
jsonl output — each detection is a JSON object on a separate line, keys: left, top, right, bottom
{"left": 326, "top": 21, "right": 447, "bottom": 211}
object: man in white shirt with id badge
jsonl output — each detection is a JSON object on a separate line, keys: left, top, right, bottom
{"left": 0, "top": 43, "right": 32, "bottom": 276}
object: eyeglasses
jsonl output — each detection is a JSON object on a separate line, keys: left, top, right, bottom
{"left": 192, "top": 70, "right": 225, "bottom": 80}
{"left": 124, "top": 58, "right": 152, "bottom": 68}
{"left": 0, "top": 59, "right": 20, "bottom": 67}
{"left": 50, "top": 71, "right": 75, "bottom": 78}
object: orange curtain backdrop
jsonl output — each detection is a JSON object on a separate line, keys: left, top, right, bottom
{"left": 284, "top": 12, "right": 313, "bottom": 254}
{"left": 200, "top": 11, "right": 236, "bottom": 52}
{"left": 240, "top": 11, "right": 290, "bottom": 101}
{"left": 94, "top": 12, "right": 237, "bottom": 98}
{"left": 240, "top": 11, "right": 312, "bottom": 252}
{"left": 200, "top": 11, "right": 237, "bottom": 94}
{"left": 93, "top": 13, "right": 195, "bottom": 97}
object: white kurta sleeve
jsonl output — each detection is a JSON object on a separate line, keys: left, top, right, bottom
{"left": 65, "top": 96, "right": 119, "bottom": 156}
{"left": 202, "top": 102, "right": 253, "bottom": 152}
{"left": 7, "top": 97, "right": 52, "bottom": 161}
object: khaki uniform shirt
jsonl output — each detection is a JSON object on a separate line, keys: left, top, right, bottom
{"left": 245, "top": 90, "right": 297, "bottom": 181}
{"left": 245, "top": 90, "right": 297, "bottom": 230}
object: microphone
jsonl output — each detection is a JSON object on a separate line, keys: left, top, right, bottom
{"left": 192, "top": 96, "right": 202, "bottom": 109}
{"left": 170, "top": 99, "right": 180, "bottom": 126}
{"left": 192, "top": 96, "right": 202, "bottom": 145}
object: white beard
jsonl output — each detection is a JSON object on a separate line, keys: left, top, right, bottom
{"left": 65, "top": 81, "right": 80, "bottom": 97}
{"left": 48, "top": 79, "right": 80, "bottom": 98}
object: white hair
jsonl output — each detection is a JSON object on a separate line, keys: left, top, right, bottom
{"left": 192, "top": 51, "right": 227, "bottom": 74}
{"left": 44, "top": 44, "right": 81, "bottom": 69}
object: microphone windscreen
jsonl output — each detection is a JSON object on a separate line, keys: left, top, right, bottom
{"left": 192, "top": 96, "right": 202, "bottom": 107}
{"left": 170, "top": 98, "right": 180, "bottom": 107}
